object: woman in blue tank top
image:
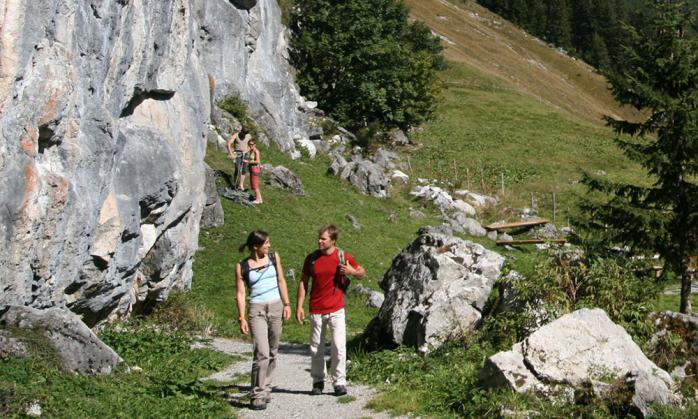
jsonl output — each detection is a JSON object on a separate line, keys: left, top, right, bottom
{"left": 235, "top": 230, "right": 291, "bottom": 411}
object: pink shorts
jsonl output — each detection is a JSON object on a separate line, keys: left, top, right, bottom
{"left": 249, "top": 166, "right": 261, "bottom": 189}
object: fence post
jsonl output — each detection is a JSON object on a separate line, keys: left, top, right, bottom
{"left": 500, "top": 173, "right": 505, "bottom": 195}
{"left": 552, "top": 192, "right": 557, "bottom": 223}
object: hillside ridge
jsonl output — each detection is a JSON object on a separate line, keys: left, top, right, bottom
{"left": 406, "top": 0, "right": 641, "bottom": 126}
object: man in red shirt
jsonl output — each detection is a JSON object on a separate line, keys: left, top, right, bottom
{"left": 296, "top": 224, "right": 365, "bottom": 396}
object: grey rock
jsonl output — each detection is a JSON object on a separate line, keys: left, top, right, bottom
{"left": 0, "top": 330, "right": 29, "bottom": 359}
{"left": 409, "top": 209, "right": 426, "bottom": 219}
{"left": 482, "top": 308, "right": 681, "bottom": 416}
{"left": 534, "top": 223, "right": 559, "bottom": 240}
{"left": 487, "top": 230, "right": 498, "bottom": 241}
{"left": 366, "top": 230, "right": 505, "bottom": 352}
{"left": 411, "top": 186, "right": 476, "bottom": 217}
{"left": 366, "top": 291, "right": 385, "bottom": 309}
{"left": 261, "top": 164, "right": 304, "bottom": 196}
{"left": 1, "top": 306, "right": 124, "bottom": 375}
{"left": 389, "top": 129, "right": 409, "bottom": 146}
{"left": 201, "top": 164, "right": 225, "bottom": 228}
{"left": 346, "top": 214, "right": 362, "bottom": 230}
{"left": 219, "top": 187, "right": 255, "bottom": 206}
{"left": 391, "top": 170, "right": 409, "bottom": 184}
{"left": 339, "top": 161, "right": 389, "bottom": 198}
{"left": 372, "top": 148, "right": 400, "bottom": 171}
{"left": 328, "top": 155, "right": 348, "bottom": 176}
{"left": 0, "top": 0, "right": 311, "bottom": 324}
{"left": 454, "top": 190, "right": 497, "bottom": 208}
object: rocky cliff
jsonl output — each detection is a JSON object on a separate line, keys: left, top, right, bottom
{"left": 0, "top": 0, "right": 310, "bottom": 325}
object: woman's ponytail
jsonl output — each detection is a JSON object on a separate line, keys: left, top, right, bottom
{"left": 239, "top": 230, "right": 269, "bottom": 253}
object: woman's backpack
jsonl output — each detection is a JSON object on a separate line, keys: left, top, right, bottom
{"left": 241, "top": 252, "right": 278, "bottom": 286}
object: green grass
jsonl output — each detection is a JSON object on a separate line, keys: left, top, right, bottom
{"left": 193, "top": 142, "right": 443, "bottom": 342}
{"left": 0, "top": 325, "right": 236, "bottom": 418}
{"left": 408, "top": 62, "right": 648, "bottom": 222}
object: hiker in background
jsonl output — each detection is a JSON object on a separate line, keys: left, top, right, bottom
{"left": 227, "top": 128, "right": 251, "bottom": 191}
{"left": 235, "top": 230, "right": 292, "bottom": 410}
{"left": 245, "top": 139, "right": 263, "bottom": 204}
{"left": 295, "top": 224, "right": 365, "bottom": 397}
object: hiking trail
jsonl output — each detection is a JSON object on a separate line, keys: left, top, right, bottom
{"left": 195, "top": 338, "right": 404, "bottom": 419}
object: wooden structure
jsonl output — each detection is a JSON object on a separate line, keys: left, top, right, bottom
{"left": 485, "top": 219, "right": 550, "bottom": 231}
{"left": 496, "top": 239, "right": 566, "bottom": 246}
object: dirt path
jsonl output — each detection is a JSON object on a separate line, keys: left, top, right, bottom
{"left": 196, "top": 338, "right": 401, "bottom": 419}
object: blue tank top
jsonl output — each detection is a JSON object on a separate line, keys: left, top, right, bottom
{"left": 248, "top": 261, "right": 281, "bottom": 304}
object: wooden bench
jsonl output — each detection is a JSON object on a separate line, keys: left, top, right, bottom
{"left": 485, "top": 219, "right": 550, "bottom": 231}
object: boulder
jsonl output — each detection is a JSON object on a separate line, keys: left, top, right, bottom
{"left": 0, "top": 306, "right": 124, "bottom": 375}
{"left": 346, "top": 214, "right": 362, "bottom": 230}
{"left": 295, "top": 137, "right": 317, "bottom": 158}
{"left": 365, "top": 228, "right": 505, "bottom": 352}
{"left": 201, "top": 164, "right": 225, "bottom": 228}
{"left": 339, "top": 161, "right": 389, "bottom": 198}
{"left": 391, "top": 170, "right": 410, "bottom": 184}
{"left": 481, "top": 308, "right": 681, "bottom": 417}
{"left": 454, "top": 190, "right": 497, "bottom": 208}
{"left": 410, "top": 186, "right": 476, "bottom": 217}
{"left": 328, "top": 154, "right": 349, "bottom": 176}
{"left": 389, "top": 129, "right": 410, "bottom": 146}
{"left": 260, "top": 164, "right": 305, "bottom": 196}
{"left": 372, "top": 148, "right": 400, "bottom": 171}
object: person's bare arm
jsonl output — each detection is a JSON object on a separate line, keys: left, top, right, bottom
{"left": 274, "top": 252, "right": 292, "bottom": 321}
{"left": 235, "top": 263, "right": 249, "bottom": 335}
{"left": 226, "top": 133, "right": 238, "bottom": 159}
{"left": 296, "top": 273, "right": 308, "bottom": 324}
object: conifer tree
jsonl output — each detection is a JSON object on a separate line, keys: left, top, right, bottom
{"left": 580, "top": 0, "right": 698, "bottom": 313}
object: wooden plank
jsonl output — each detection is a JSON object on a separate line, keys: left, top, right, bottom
{"left": 486, "top": 219, "right": 550, "bottom": 231}
{"left": 496, "top": 239, "right": 566, "bottom": 246}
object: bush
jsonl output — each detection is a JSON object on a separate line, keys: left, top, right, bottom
{"left": 290, "top": 0, "right": 444, "bottom": 131}
{"left": 485, "top": 251, "right": 659, "bottom": 345}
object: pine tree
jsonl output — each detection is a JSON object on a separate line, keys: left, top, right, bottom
{"left": 580, "top": 0, "right": 698, "bottom": 313}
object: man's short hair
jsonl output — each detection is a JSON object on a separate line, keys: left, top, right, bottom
{"left": 318, "top": 224, "right": 338, "bottom": 242}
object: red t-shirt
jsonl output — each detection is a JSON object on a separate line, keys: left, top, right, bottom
{"left": 302, "top": 249, "right": 359, "bottom": 315}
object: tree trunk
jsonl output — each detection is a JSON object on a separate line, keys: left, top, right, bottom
{"left": 680, "top": 264, "right": 693, "bottom": 314}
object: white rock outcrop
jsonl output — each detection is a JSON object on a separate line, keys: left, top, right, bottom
{"left": 0, "top": 0, "right": 310, "bottom": 324}
{"left": 481, "top": 308, "right": 681, "bottom": 417}
{"left": 365, "top": 228, "right": 505, "bottom": 352}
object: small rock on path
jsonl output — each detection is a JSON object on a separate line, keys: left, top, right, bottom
{"left": 197, "top": 338, "right": 403, "bottom": 419}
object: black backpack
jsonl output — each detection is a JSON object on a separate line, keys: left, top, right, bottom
{"left": 309, "top": 248, "right": 351, "bottom": 294}
{"left": 241, "top": 252, "right": 278, "bottom": 286}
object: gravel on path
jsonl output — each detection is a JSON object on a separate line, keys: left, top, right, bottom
{"left": 196, "top": 338, "right": 402, "bottom": 419}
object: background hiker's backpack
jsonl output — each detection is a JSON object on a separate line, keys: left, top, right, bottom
{"left": 309, "top": 248, "right": 351, "bottom": 294}
{"left": 241, "top": 252, "right": 278, "bottom": 286}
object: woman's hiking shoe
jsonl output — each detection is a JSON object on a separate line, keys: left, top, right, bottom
{"left": 250, "top": 399, "right": 267, "bottom": 410}
{"left": 311, "top": 382, "right": 324, "bottom": 395}
{"left": 334, "top": 385, "right": 347, "bottom": 396}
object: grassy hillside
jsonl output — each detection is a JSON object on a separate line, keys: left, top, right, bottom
{"left": 4, "top": 1, "right": 694, "bottom": 417}
{"left": 405, "top": 0, "right": 644, "bottom": 127}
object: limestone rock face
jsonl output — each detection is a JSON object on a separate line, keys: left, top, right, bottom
{"left": 0, "top": 306, "right": 124, "bottom": 375}
{"left": 366, "top": 228, "right": 505, "bottom": 352}
{"left": 481, "top": 308, "right": 681, "bottom": 417}
{"left": 0, "top": 0, "right": 309, "bottom": 324}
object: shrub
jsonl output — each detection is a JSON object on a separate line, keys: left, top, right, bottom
{"left": 485, "top": 251, "right": 659, "bottom": 345}
{"left": 290, "top": 0, "right": 444, "bottom": 131}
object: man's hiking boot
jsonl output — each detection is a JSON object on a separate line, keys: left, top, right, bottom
{"left": 334, "top": 385, "right": 347, "bottom": 396}
{"left": 250, "top": 398, "right": 267, "bottom": 410}
{"left": 311, "top": 382, "right": 324, "bottom": 395}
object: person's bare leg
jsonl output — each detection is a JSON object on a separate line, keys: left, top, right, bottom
{"left": 238, "top": 175, "right": 246, "bottom": 190}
